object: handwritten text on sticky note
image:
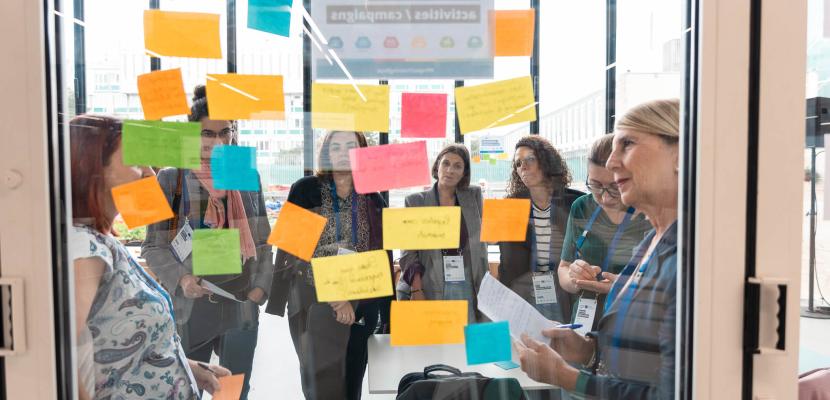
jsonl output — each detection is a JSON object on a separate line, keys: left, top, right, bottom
{"left": 268, "top": 201, "right": 327, "bottom": 262}
{"left": 480, "top": 199, "right": 531, "bottom": 242}
{"left": 311, "top": 250, "right": 392, "bottom": 302}
{"left": 455, "top": 76, "right": 537, "bottom": 134}
{"left": 311, "top": 83, "right": 390, "bottom": 132}
{"left": 122, "top": 120, "right": 201, "bottom": 169}
{"left": 193, "top": 229, "right": 242, "bottom": 276}
{"left": 401, "top": 93, "right": 448, "bottom": 138}
{"left": 111, "top": 177, "right": 174, "bottom": 230}
{"left": 465, "top": 321, "right": 512, "bottom": 365}
{"left": 206, "top": 74, "right": 285, "bottom": 120}
{"left": 144, "top": 10, "right": 222, "bottom": 59}
{"left": 383, "top": 207, "right": 461, "bottom": 250}
{"left": 210, "top": 145, "right": 260, "bottom": 191}
{"left": 137, "top": 68, "right": 190, "bottom": 120}
{"left": 349, "top": 141, "right": 431, "bottom": 194}
{"left": 390, "top": 300, "right": 468, "bottom": 346}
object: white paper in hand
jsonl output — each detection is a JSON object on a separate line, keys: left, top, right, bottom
{"left": 201, "top": 279, "right": 243, "bottom": 302}
{"left": 476, "top": 273, "right": 556, "bottom": 343}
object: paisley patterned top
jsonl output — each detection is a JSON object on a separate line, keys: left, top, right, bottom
{"left": 70, "top": 225, "right": 198, "bottom": 399}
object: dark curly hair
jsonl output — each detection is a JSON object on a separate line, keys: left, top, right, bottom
{"left": 188, "top": 84, "right": 238, "bottom": 144}
{"left": 506, "top": 135, "right": 572, "bottom": 198}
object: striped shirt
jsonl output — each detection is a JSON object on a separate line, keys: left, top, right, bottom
{"left": 532, "top": 202, "right": 564, "bottom": 271}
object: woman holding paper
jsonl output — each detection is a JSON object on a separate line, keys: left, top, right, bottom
{"left": 142, "top": 86, "right": 274, "bottom": 399}
{"left": 69, "top": 115, "right": 231, "bottom": 400}
{"left": 264, "top": 130, "right": 393, "bottom": 400}
{"left": 396, "top": 143, "right": 489, "bottom": 322}
{"left": 498, "top": 135, "right": 584, "bottom": 324}
{"left": 516, "top": 99, "right": 680, "bottom": 399}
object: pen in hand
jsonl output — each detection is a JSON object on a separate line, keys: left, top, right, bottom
{"left": 197, "top": 362, "right": 216, "bottom": 376}
{"left": 555, "top": 323, "right": 583, "bottom": 330}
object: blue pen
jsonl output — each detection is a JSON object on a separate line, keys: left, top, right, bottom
{"left": 555, "top": 323, "right": 583, "bottom": 329}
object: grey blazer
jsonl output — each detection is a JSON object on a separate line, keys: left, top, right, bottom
{"left": 397, "top": 185, "right": 488, "bottom": 300}
{"left": 141, "top": 168, "right": 274, "bottom": 325}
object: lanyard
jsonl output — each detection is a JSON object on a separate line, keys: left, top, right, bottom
{"left": 433, "top": 185, "right": 463, "bottom": 253}
{"left": 529, "top": 197, "right": 555, "bottom": 273}
{"left": 330, "top": 180, "right": 358, "bottom": 246}
{"left": 574, "top": 206, "right": 636, "bottom": 273}
{"left": 182, "top": 172, "right": 191, "bottom": 224}
{"left": 127, "top": 252, "right": 176, "bottom": 322}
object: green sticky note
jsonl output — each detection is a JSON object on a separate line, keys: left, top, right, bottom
{"left": 489, "top": 158, "right": 497, "bottom": 165}
{"left": 192, "top": 229, "right": 242, "bottom": 276}
{"left": 122, "top": 120, "right": 201, "bottom": 169}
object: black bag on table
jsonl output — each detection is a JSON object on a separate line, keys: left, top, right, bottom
{"left": 396, "top": 364, "right": 527, "bottom": 400}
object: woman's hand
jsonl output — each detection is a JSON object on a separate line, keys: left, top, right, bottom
{"left": 569, "top": 260, "right": 600, "bottom": 285}
{"left": 330, "top": 301, "right": 355, "bottom": 325}
{"left": 575, "top": 271, "right": 619, "bottom": 294}
{"left": 515, "top": 334, "right": 579, "bottom": 391}
{"left": 542, "top": 327, "right": 595, "bottom": 365}
{"left": 247, "top": 287, "right": 265, "bottom": 303}
{"left": 180, "top": 274, "right": 211, "bottom": 299}
{"left": 188, "top": 360, "right": 231, "bottom": 395}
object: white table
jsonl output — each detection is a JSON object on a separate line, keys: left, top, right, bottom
{"left": 367, "top": 334, "right": 554, "bottom": 394}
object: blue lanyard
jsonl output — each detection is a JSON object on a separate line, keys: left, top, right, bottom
{"left": 528, "top": 197, "right": 555, "bottom": 273}
{"left": 330, "top": 180, "right": 358, "bottom": 246}
{"left": 574, "top": 206, "right": 636, "bottom": 273}
{"left": 127, "top": 251, "right": 176, "bottom": 322}
{"left": 182, "top": 172, "right": 192, "bottom": 225}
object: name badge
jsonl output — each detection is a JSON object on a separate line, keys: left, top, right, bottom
{"left": 573, "top": 296, "right": 598, "bottom": 335}
{"left": 170, "top": 221, "right": 193, "bottom": 262}
{"left": 532, "top": 273, "right": 558, "bottom": 305}
{"left": 337, "top": 247, "right": 356, "bottom": 256}
{"left": 443, "top": 255, "right": 465, "bottom": 282}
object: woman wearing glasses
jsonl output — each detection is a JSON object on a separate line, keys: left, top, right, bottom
{"left": 556, "top": 134, "right": 652, "bottom": 333}
{"left": 142, "top": 85, "right": 274, "bottom": 399}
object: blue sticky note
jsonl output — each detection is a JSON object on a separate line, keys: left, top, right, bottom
{"left": 464, "top": 321, "right": 511, "bottom": 365}
{"left": 248, "top": 0, "right": 292, "bottom": 37}
{"left": 210, "top": 145, "right": 260, "bottom": 191}
{"left": 494, "top": 360, "right": 519, "bottom": 370}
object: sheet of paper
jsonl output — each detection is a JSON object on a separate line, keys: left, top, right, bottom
{"left": 111, "top": 177, "right": 174, "bottom": 229}
{"left": 210, "top": 145, "right": 260, "bottom": 191}
{"left": 311, "top": 83, "right": 390, "bottom": 132}
{"left": 383, "top": 207, "right": 461, "bottom": 250}
{"left": 212, "top": 374, "right": 245, "bottom": 400}
{"left": 476, "top": 273, "right": 555, "bottom": 343}
{"left": 137, "top": 68, "right": 190, "bottom": 120}
{"left": 493, "top": 10, "right": 535, "bottom": 57}
{"left": 400, "top": 93, "right": 448, "bottom": 138}
{"left": 349, "top": 141, "right": 431, "bottom": 194}
{"left": 454, "top": 76, "right": 537, "bottom": 134}
{"left": 310, "top": 250, "right": 393, "bottom": 302}
{"left": 122, "top": 120, "right": 201, "bottom": 169}
{"left": 206, "top": 74, "right": 285, "bottom": 120}
{"left": 267, "top": 201, "right": 327, "bottom": 262}
{"left": 480, "top": 198, "right": 530, "bottom": 242}
{"left": 201, "top": 279, "right": 242, "bottom": 302}
{"left": 143, "top": 10, "right": 222, "bottom": 59}
{"left": 248, "top": 0, "right": 292, "bottom": 37}
{"left": 390, "top": 300, "right": 468, "bottom": 346}
{"left": 465, "top": 321, "right": 512, "bottom": 365}
{"left": 192, "top": 229, "right": 242, "bottom": 276}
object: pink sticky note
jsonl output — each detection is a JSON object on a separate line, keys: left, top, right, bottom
{"left": 401, "top": 93, "right": 448, "bottom": 138}
{"left": 350, "top": 141, "right": 431, "bottom": 194}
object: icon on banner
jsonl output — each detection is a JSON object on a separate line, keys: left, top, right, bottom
{"left": 329, "top": 36, "right": 344, "bottom": 49}
{"left": 384, "top": 36, "right": 399, "bottom": 48}
{"left": 467, "top": 36, "right": 483, "bottom": 48}
{"left": 440, "top": 36, "right": 455, "bottom": 48}
{"left": 356, "top": 36, "right": 372, "bottom": 49}
{"left": 412, "top": 36, "right": 427, "bottom": 48}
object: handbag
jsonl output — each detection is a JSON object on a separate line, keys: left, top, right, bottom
{"left": 396, "top": 364, "right": 527, "bottom": 400}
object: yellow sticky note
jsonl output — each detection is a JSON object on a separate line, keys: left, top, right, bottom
{"left": 494, "top": 10, "right": 536, "bottom": 57}
{"left": 383, "top": 207, "right": 460, "bottom": 250}
{"left": 111, "top": 177, "right": 174, "bottom": 230}
{"left": 455, "top": 76, "right": 537, "bottom": 134}
{"left": 137, "top": 69, "right": 190, "bottom": 120}
{"left": 390, "top": 300, "right": 468, "bottom": 346}
{"left": 480, "top": 199, "right": 531, "bottom": 242}
{"left": 311, "top": 83, "right": 389, "bottom": 132}
{"left": 144, "top": 10, "right": 222, "bottom": 59}
{"left": 311, "top": 250, "right": 393, "bottom": 302}
{"left": 267, "top": 201, "right": 327, "bottom": 262}
{"left": 206, "top": 74, "right": 285, "bottom": 120}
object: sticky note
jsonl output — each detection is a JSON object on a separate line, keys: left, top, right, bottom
{"left": 137, "top": 68, "right": 189, "bottom": 120}
{"left": 268, "top": 201, "right": 327, "bottom": 261}
{"left": 212, "top": 374, "right": 244, "bottom": 400}
{"left": 122, "top": 120, "right": 202, "bottom": 169}
{"left": 210, "top": 145, "right": 260, "bottom": 191}
{"left": 494, "top": 10, "right": 535, "bottom": 57}
{"left": 310, "top": 250, "right": 393, "bottom": 302}
{"left": 390, "top": 300, "right": 468, "bottom": 346}
{"left": 465, "top": 321, "right": 512, "bottom": 365}
{"left": 312, "top": 83, "right": 390, "bottom": 132}
{"left": 383, "top": 207, "right": 460, "bottom": 250}
{"left": 401, "top": 93, "right": 448, "bottom": 138}
{"left": 455, "top": 76, "right": 537, "bottom": 134}
{"left": 480, "top": 199, "right": 530, "bottom": 242}
{"left": 349, "top": 141, "right": 431, "bottom": 194}
{"left": 143, "top": 10, "right": 222, "bottom": 59}
{"left": 111, "top": 177, "right": 174, "bottom": 229}
{"left": 206, "top": 74, "right": 285, "bottom": 120}
{"left": 193, "top": 229, "right": 242, "bottom": 276}
{"left": 248, "top": 0, "right": 292, "bottom": 37}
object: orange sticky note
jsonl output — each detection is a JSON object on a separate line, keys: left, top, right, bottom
{"left": 206, "top": 74, "right": 285, "bottom": 120}
{"left": 480, "top": 199, "right": 531, "bottom": 242}
{"left": 137, "top": 68, "right": 189, "bottom": 120}
{"left": 390, "top": 300, "right": 468, "bottom": 346}
{"left": 267, "top": 201, "right": 327, "bottom": 262}
{"left": 493, "top": 10, "right": 535, "bottom": 57}
{"left": 111, "top": 177, "right": 174, "bottom": 230}
{"left": 144, "top": 10, "right": 222, "bottom": 59}
{"left": 212, "top": 374, "right": 244, "bottom": 400}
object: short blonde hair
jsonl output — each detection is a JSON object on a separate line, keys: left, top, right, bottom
{"left": 615, "top": 99, "right": 680, "bottom": 143}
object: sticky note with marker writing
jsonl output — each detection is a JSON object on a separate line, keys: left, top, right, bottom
{"left": 311, "top": 83, "right": 390, "bottom": 132}
{"left": 401, "top": 93, "right": 448, "bottom": 138}
{"left": 455, "top": 76, "right": 536, "bottom": 134}
{"left": 465, "top": 321, "right": 512, "bottom": 365}
{"left": 212, "top": 374, "right": 244, "bottom": 400}
{"left": 390, "top": 300, "right": 468, "bottom": 346}
{"left": 210, "top": 145, "right": 260, "bottom": 191}
{"left": 111, "top": 177, "right": 174, "bottom": 229}
{"left": 349, "top": 141, "right": 431, "bottom": 194}
{"left": 311, "top": 250, "right": 393, "bottom": 302}
{"left": 137, "top": 68, "right": 190, "bottom": 120}
{"left": 267, "top": 201, "right": 327, "bottom": 262}
{"left": 494, "top": 10, "right": 535, "bottom": 57}
{"left": 206, "top": 74, "right": 285, "bottom": 120}
{"left": 383, "top": 207, "right": 460, "bottom": 250}
{"left": 122, "top": 120, "right": 201, "bottom": 169}
{"left": 193, "top": 229, "right": 242, "bottom": 276}
{"left": 248, "top": 0, "right": 293, "bottom": 37}
{"left": 143, "top": 10, "right": 222, "bottom": 59}
{"left": 480, "top": 199, "right": 531, "bottom": 242}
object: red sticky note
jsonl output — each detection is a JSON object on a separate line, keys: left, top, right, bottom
{"left": 212, "top": 374, "right": 244, "bottom": 400}
{"left": 349, "top": 141, "right": 431, "bottom": 194}
{"left": 401, "top": 93, "right": 448, "bottom": 138}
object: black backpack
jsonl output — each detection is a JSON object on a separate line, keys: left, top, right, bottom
{"left": 396, "top": 364, "right": 527, "bottom": 400}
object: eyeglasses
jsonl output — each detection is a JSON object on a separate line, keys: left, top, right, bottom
{"left": 201, "top": 128, "right": 233, "bottom": 139}
{"left": 585, "top": 180, "right": 621, "bottom": 198}
{"left": 513, "top": 156, "right": 538, "bottom": 170}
